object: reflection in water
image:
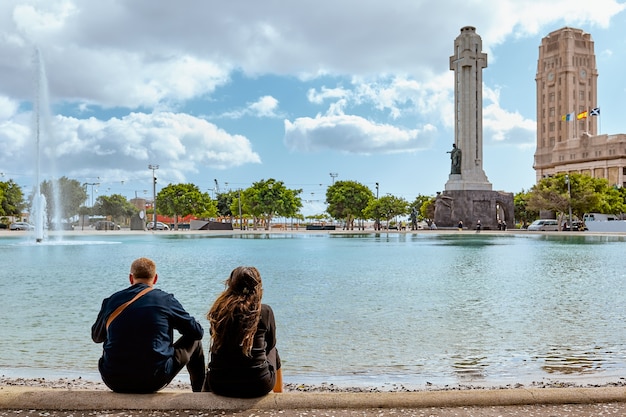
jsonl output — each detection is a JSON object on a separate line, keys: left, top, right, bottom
{"left": 538, "top": 345, "right": 605, "bottom": 374}
{"left": 451, "top": 355, "right": 488, "bottom": 380}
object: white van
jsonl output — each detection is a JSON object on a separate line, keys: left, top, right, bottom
{"left": 527, "top": 219, "right": 559, "bottom": 231}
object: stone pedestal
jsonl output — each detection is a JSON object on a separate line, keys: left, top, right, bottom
{"left": 445, "top": 174, "right": 492, "bottom": 191}
{"left": 434, "top": 189, "right": 514, "bottom": 230}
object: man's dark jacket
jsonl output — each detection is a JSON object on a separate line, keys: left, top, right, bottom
{"left": 92, "top": 283, "right": 203, "bottom": 392}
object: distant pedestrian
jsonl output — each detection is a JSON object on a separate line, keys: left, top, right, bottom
{"left": 457, "top": 220, "right": 463, "bottom": 231}
{"left": 476, "top": 219, "right": 481, "bottom": 232}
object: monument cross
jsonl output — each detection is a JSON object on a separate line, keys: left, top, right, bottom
{"left": 434, "top": 27, "right": 513, "bottom": 230}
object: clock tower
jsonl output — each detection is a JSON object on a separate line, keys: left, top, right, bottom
{"left": 534, "top": 27, "right": 598, "bottom": 180}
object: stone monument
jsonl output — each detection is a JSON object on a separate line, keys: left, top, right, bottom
{"left": 434, "top": 26, "right": 514, "bottom": 230}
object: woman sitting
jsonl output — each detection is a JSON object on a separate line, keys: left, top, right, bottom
{"left": 204, "top": 266, "right": 282, "bottom": 397}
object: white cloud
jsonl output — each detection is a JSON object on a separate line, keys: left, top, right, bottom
{"left": 220, "top": 95, "right": 281, "bottom": 119}
{"left": 0, "top": 95, "right": 19, "bottom": 119}
{"left": 249, "top": 96, "right": 279, "bottom": 117}
{"left": 307, "top": 87, "right": 351, "bottom": 104}
{"left": 0, "top": 111, "right": 261, "bottom": 184}
{"left": 483, "top": 87, "right": 536, "bottom": 146}
{"left": 1, "top": 0, "right": 623, "bottom": 109}
{"left": 284, "top": 113, "right": 437, "bottom": 154}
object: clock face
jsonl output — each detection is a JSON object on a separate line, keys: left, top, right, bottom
{"left": 580, "top": 69, "right": 587, "bottom": 78}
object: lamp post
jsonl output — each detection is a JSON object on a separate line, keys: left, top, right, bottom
{"left": 83, "top": 182, "right": 100, "bottom": 207}
{"left": 330, "top": 172, "right": 338, "bottom": 184}
{"left": 149, "top": 164, "right": 159, "bottom": 230}
{"left": 82, "top": 182, "right": 99, "bottom": 230}
{"left": 238, "top": 189, "right": 243, "bottom": 230}
{"left": 565, "top": 174, "right": 572, "bottom": 231}
{"left": 375, "top": 182, "right": 380, "bottom": 230}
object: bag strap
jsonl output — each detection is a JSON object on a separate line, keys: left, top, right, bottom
{"left": 106, "top": 286, "right": 154, "bottom": 330}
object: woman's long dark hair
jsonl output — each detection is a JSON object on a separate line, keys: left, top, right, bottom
{"left": 207, "top": 266, "right": 263, "bottom": 356}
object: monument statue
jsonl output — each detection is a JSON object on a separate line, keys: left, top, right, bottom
{"left": 434, "top": 26, "right": 513, "bottom": 232}
{"left": 447, "top": 143, "right": 461, "bottom": 175}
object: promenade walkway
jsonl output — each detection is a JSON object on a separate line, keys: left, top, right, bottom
{"left": 2, "top": 386, "right": 626, "bottom": 416}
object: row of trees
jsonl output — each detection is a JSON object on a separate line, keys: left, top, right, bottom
{"left": 515, "top": 172, "right": 626, "bottom": 227}
{"left": 1, "top": 172, "right": 625, "bottom": 229}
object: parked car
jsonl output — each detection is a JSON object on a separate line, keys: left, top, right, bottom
{"left": 527, "top": 219, "right": 559, "bottom": 231}
{"left": 10, "top": 222, "right": 35, "bottom": 231}
{"left": 147, "top": 221, "right": 170, "bottom": 230}
{"left": 94, "top": 221, "right": 120, "bottom": 230}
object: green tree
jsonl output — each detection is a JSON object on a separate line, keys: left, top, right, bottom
{"left": 420, "top": 197, "right": 436, "bottom": 221}
{"left": 241, "top": 179, "right": 302, "bottom": 230}
{"left": 526, "top": 173, "right": 625, "bottom": 226}
{"left": 514, "top": 189, "right": 538, "bottom": 228}
{"left": 156, "top": 183, "right": 217, "bottom": 228}
{"left": 40, "top": 177, "right": 88, "bottom": 226}
{"left": 93, "top": 194, "right": 138, "bottom": 225}
{"left": 0, "top": 179, "right": 25, "bottom": 218}
{"left": 363, "top": 195, "right": 409, "bottom": 229}
{"left": 216, "top": 190, "right": 236, "bottom": 220}
{"left": 325, "top": 180, "right": 374, "bottom": 230}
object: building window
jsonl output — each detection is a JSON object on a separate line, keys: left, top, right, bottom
{"left": 549, "top": 107, "right": 555, "bottom": 117}
{"left": 550, "top": 137, "right": 555, "bottom": 147}
{"left": 549, "top": 122, "right": 555, "bottom": 132}
{"left": 549, "top": 92, "right": 555, "bottom": 102}
{"left": 579, "top": 90, "right": 585, "bottom": 100}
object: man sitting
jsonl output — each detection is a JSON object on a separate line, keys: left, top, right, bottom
{"left": 92, "top": 257, "right": 205, "bottom": 393}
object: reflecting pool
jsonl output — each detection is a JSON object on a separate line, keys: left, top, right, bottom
{"left": 1, "top": 231, "right": 625, "bottom": 389}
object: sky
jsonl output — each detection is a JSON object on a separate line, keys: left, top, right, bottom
{"left": 1, "top": 0, "right": 626, "bottom": 216}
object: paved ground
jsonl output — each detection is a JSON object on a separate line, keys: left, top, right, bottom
{"left": 3, "top": 404, "right": 626, "bottom": 417}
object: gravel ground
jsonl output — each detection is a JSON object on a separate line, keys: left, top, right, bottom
{"left": 2, "top": 376, "right": 626, "bottom": 392}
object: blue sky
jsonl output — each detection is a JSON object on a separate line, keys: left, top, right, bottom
{"left": 1, "top": 0, "right": 626, "bottom": 216}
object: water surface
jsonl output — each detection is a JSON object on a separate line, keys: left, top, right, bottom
{"left": 1, "top": 232, "right": 625, "bottom": 389}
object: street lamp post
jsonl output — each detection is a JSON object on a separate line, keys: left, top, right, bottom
{"left": 149, "top": 164, "right": 159, "bottom": 230}
{"left": 238, "top": 189, "right": 243, "bottom": 231}
{"left": 82, "top": 182, "right": 99, "bottom": 230}
{"left": 375, "top": 182, "right": 380, "bottom": 231}
{"left": 565, "top": 174, "right": 572, "bottom": 231}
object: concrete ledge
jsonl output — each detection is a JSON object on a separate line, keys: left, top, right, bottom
{"left": 1, "top": 387, "right": 625, "bottom": 411}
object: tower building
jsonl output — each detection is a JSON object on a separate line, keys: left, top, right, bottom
{"left": 534, "top": 27, "right": 626, "bottom": 187}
